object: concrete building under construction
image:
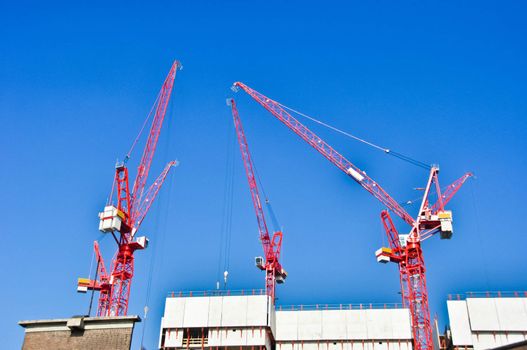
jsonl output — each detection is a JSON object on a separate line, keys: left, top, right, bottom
{"left": 158, "top": 291, "right": 413, "bottom": 350}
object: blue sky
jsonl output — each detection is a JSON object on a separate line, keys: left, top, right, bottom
{"left": 1, "top": 1, "right": 526, "bottom": 348}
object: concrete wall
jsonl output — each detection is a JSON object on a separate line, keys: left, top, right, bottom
{"left": 161, "top": 295, "right": 272, "bottom": 329}
{"left": 274, "top": 309, "right": 412, "bottom": 350}
{"left": 275, "top": 309, "right": 412, "bottom": 341}
{"left": 447, "top": 301, "right": 473, "bottom": 346}
{"left": 159, "top": 295, "right": 412, "bottom": 350}
{"left": 447, "top": 297, "right": 527, "bottom": 350}
{"left": 276, "top": 340, "right": 412, "bottom": 350}
{"left": 162, "top": 327, "right": 272, "bottom": 348}
{"left": 160, "top": 295, "right": 273, "bottom": 349}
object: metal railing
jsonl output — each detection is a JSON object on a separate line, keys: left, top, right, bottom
{"left": 166, "top": 290, "right": 403, "bottom": 310}
{"left": 448, "top": 291, "right": 527, "bottom": 300}
{"left": 182, "top": 337, "right": 208, "bottom": 347}
{"left": 277, "top": 303, "right": 403, "bottom": 311}
{"left": 168, "top": 289, "right": 266, "bottom": 298}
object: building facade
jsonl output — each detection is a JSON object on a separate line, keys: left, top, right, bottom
{"left": 446, "top": 293, "right": 527, "bottom": 350}
{"left": 159, "top": 291, "right": 412, "bottom": 350}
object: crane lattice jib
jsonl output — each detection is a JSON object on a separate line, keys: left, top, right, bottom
{"left": 430, "top": 172, "right": 473, "bottom": 213}
{"left": 93, "top": 241, "right": 108, "bottom": 279}
{"left": 234, "top": 82, "right": 415, "bottom": 227}
{"left": 131, "top": 61, "right": 181, "bottom": 223}
{"left": 133, "top": 160, "right": 178, "bottom": 231}
{"left": 230, "top": 99, "right": 272, "bottom": 259}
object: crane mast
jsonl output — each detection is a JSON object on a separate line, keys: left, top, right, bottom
{"left": 77, "top": 61, "right": 181, "bottom": 316}
{"left": 232, "top": 82, "right": 472, "bottom": 350}
{"left": 228, "top": 98, "right": 286, "bottom": 302}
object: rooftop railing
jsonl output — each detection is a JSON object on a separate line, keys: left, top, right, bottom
{"left": 448, "top": 291, "right": 527, "bottom": 300}
{"left": 167, "top": 289, "right": 266, "bottom": 298}
{"left": 166, "top": 290, "right": 403, "bottom": 310}
{"left": 277, "top": 303, "right": 403, "bottom": 311}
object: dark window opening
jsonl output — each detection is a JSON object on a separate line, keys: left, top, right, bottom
{"left": 183, "top": 328, "right": 209, "bottom": 347}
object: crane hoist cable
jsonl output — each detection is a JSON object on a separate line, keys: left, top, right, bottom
{"left": 140, "top": 96, "right": 177, "bottom": 348}
{"left": 232, "top": 81, "right": 472, "bottom": 350}
{"left": 217, "top": 123, "right": 236, "bottom": 287}
{"left": 252, "top": 162, "right": 281, "bottom": 233}
{"left": 469, "top": 179, "right": 491, "bottom": 289}
{"left": 106, "top": 85, "right": 163, "bottom": 206}
{"left": 126, "top": 90, "right": 162, "bottom": 162}
{"left": 277, "top": 102, "right": 431, "bottom": 170}
{"left": 139, "top": 172, "right": 175, "bottom": 348}
{"left": 79, "top": 60, "right": 180, "bottom": 318}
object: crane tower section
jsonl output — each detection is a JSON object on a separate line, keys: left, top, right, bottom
{"left": 77, "top": 61, "right": 181, "bottom": 317}
{"left": 228, "top": 98, "right": 286, "bottom": 302}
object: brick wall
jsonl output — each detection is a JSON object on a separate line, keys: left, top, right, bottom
{"left": 21, "top": 327, "right": 134, "bottom": 350}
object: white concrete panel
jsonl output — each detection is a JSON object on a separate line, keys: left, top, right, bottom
{"left": 399, "top": 341, "right": 411, "bottom": 350}
{"left": 222, "top": 296, "right": 248, "bottom": 326}
{"left": 208, "top": 296, "right": 223, "bottom": 327}
{"left": 297, "top": 311, "right": 323, "bottom": 341}
{"left": 269, "top": 299, "right": 277, "bottom": 335}
{"left": 162, "top": 298, "right": 186, "bottom": 328}
{"left": 346, "top": 311, "right": 369, "bottom": 340}
{"left": 467, "top": 298, "right": 501, "bottom": 331}
{"left": 473, "top": 333, "right": 499, "bottom": 350}
{"left": 302, "top": 343, "right": 320, "bottom": 350}
{"left": 279, "top": 343, "right": 294, "bottom": 350}
{"left": 341, "top": 342, "right": 353, "bottom": 350}
{"left": 276, "top": 341, "right": 407, "bottom": 350}
{"left": 505, "top": 333, "right": 527, "bottom": 344}
{"left": 276, "top": 311, "right": 298, "bottom": 341}
{"left": 487, "top": 332, "right": 527, "bottom": 349}
{"left": 322, "top": 310, "right": 347, "bottom": 340}
{"left": 390, "top": 309, "right": 412, "bottom": 339}
{"left": 247, "top": 295, "right": 269, "bottom": 326}
{"left": 246, "top": 327, "right": 267, "bottom": 346}
{"left": 361, "top": 341, "right": 374, "bottom": 350}
{"left": 366, "top": 310, "right": 392, "bottom": 340}
{"left": 207, "top": 328, "right": 222, "bottom": 347}
{"left": 223, "top": 328, "right": 248, "bottom": 346}
{"left": 495, "top": 298, "right": 527, "bottom": 331}
{"left": 163, "top": 328, "right": 183, "bottom": 347}
{"left": 327, "top": 341, "right": 344, "bottom": 350}
{"left": 183, "top": 296, "right": 210, "bottom": 327}
{"left": 447, "top": 300, "right": 473, "bottom": 346}
{"left": 373, "top": 341, "right": 388, "bottom": 350}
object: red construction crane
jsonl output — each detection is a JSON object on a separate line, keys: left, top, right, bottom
{"left": 228, "top": 98, "right": 287, "bottom": 302}
{"left": 77, "top": 61, "right": 181, "bottom": 317}
{"left": 232, "top": 82, "right": 472, "bottom": 350}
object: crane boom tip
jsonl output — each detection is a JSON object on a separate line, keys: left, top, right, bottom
{"left": 231, "top": 83, "right": 241, "bottom": 92}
